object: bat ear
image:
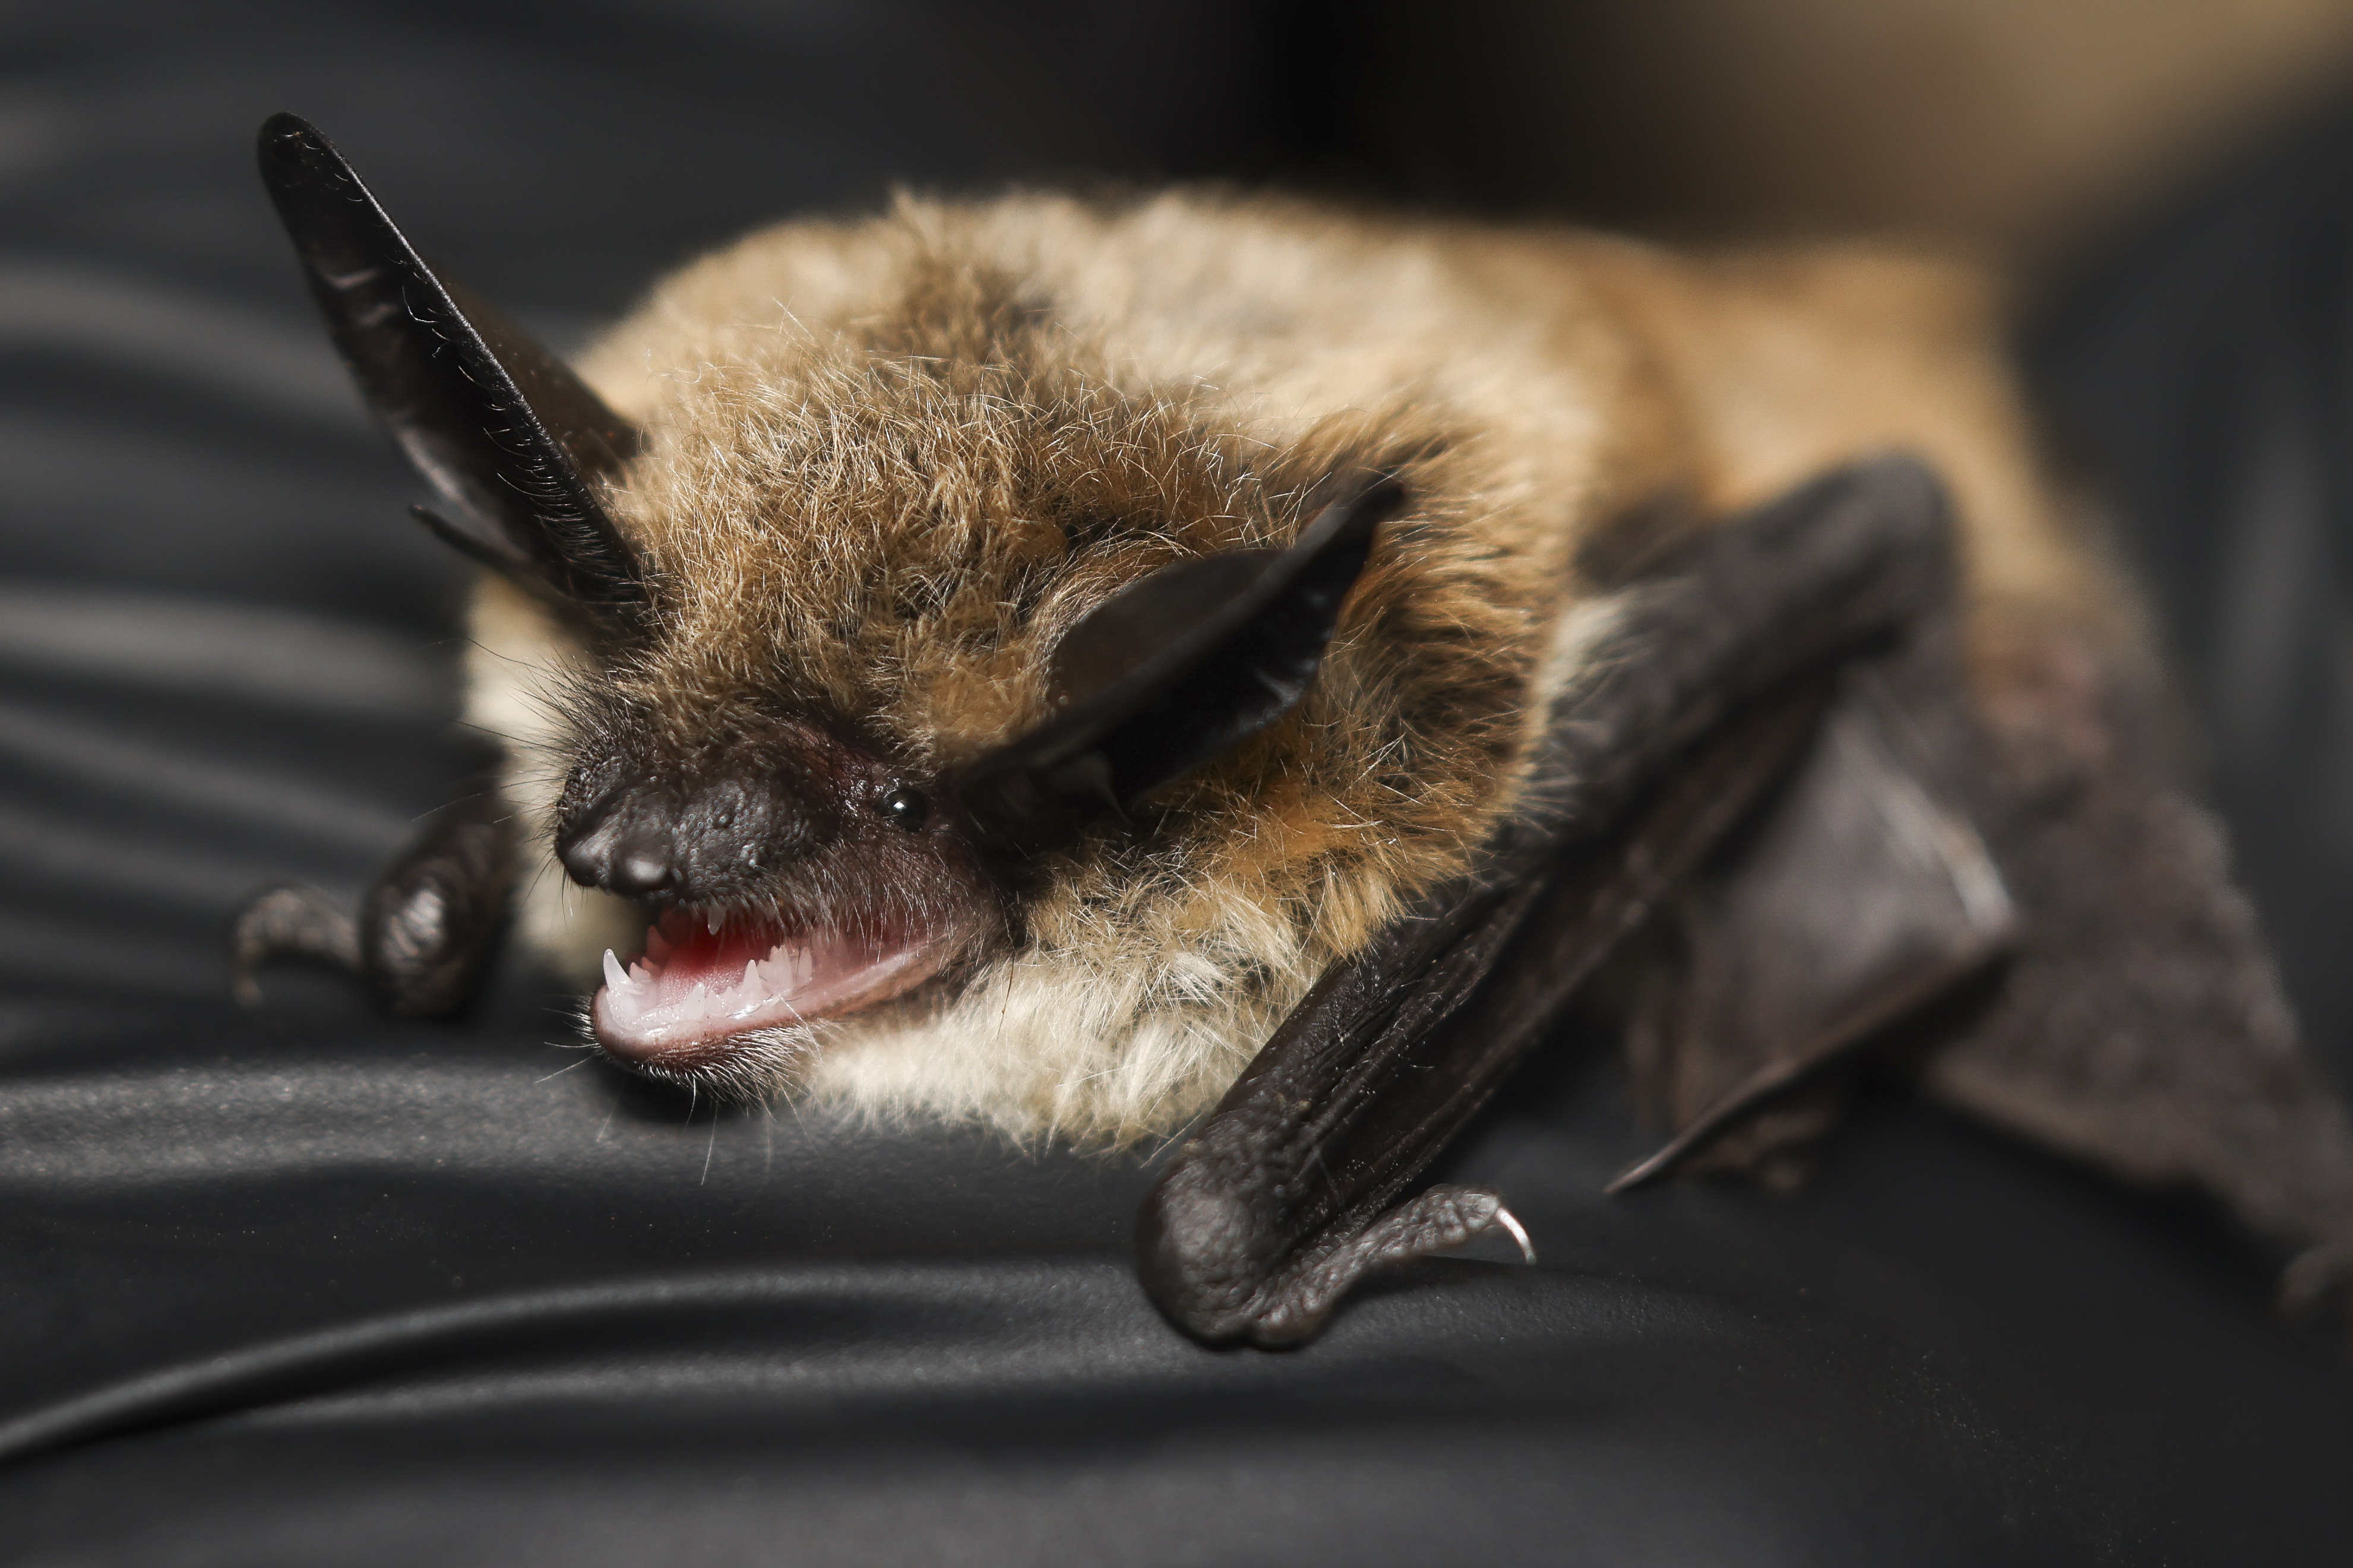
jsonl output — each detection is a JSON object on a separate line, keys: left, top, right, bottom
{"left": 954, "top": 471, "right": 1408, "bottom": 849}
{"left": 255, "top": 113, "right": 644, "bottom": 633}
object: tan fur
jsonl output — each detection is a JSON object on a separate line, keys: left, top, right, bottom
{"left": 466, "top": 190, "right": 2117, "bottom": 1146}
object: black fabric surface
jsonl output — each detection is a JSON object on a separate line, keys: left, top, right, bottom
{"left": 4, "top": 7, "right": 2351, "bottom": 1563}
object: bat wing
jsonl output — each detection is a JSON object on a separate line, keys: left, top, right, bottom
{"left": 1139, "top": 452, "right": 2353, "bottom": 1348}
{"left": 1926, "top": 616, "right": 2353, "bottom": 1321}
{"left": 1135, "top": 456, "right": 1980, "bottom": 1344}
{"left": 1134, "top": 682, "right": 1836, "bottom": 1344}
{"left": 1611, "top": 567, "right": 2353, "bottom": 1323}
{"left": 1610, "top": 612, "right": 2016, "bottom": 1193}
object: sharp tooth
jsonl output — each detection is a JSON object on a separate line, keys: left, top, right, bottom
{"left": 708, "top": 908, "right": 723, "bottom": 937}
{"left": 602, "top": 949, "right": 627, "bottom": 993}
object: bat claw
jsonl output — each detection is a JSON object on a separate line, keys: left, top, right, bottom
{"left": 1492, "top": 1203, "right": 1537, "bottom": 1265}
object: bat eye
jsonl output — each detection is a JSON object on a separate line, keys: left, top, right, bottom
{"left": 878, "top": 786, "right": 929, "bottom": 832}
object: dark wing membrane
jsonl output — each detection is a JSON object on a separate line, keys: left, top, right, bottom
{"left": 1921, "top": 614, "right": 2353, "bottom": 1321}
{"left": 255, "top": 113, "right": 643, "bottom": 631}
{"left": 1134, "top": 455, "right": 1968, "bottom": 1345}
{"left": 953, "top": 473, "right": 1406, "bottom": 849}
{"left": 1608, "top": 650, "right": 2017, "bottom": 1193}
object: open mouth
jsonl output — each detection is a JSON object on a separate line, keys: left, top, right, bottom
{"left": 592, "top": 905, "right": 964, "bottom": 1068}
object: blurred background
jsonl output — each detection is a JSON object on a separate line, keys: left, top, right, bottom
{"left": 6, "top": 0, "right": 2353, "bottom": 1080}
{"left": 1288, "top": 0, "right": 2353, "bottom": 265}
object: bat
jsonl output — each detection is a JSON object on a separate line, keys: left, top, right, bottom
{"left": 234, "top": 114, "right": 2353, "bottom": 1347}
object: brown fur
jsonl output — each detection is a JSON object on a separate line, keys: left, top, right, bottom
{"left": 468, "top": 189, "right": 2119, "bottom": 1145}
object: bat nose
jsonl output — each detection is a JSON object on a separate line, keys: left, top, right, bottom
{"left": 555, "top": 766, "right": 827, "bottom": 906}
{"left": 557, "top": 813, "right": 679, "bottom": 899}
{"left": 616, "top": 847, "right": 673, "bottom": 895}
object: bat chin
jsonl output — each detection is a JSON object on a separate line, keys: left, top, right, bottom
{"left": 589, "top": 904, "right": 964, "bottom": 1075}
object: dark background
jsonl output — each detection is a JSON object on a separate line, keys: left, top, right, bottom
{"left": 5, "top": 4, "right": 2353, "bottom": 1562}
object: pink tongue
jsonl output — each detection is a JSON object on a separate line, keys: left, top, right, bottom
{"left": 591, "top": 911, "right": 937, "bottom": 1061}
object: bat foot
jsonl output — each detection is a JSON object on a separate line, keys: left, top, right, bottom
{"left": 230, "top": 791, "right": 516, "bottom": 1020}
{"left": 1247, "top": 1184, "right": 1525, "bottom": 1346}
{"left": 1141, "top": 1183, "right": 1526, "bottom": 1348}
{"left": 230, "top": 883, "right": 363, "bottom": 1007}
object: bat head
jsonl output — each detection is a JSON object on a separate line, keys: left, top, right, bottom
{"left": 260, "top": 118, "right": 1471, "bottom": 1113}
{"left": 542, "top": 464, "right": 1399, "bottom": 1082}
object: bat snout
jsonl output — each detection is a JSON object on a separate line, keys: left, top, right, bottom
{"left": 551, "top": 716, "right": 1004, "bottom": 1090}
{"left": 555, "top": 770, "right": 826, "bottom": 907}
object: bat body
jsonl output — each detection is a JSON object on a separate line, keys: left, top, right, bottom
{"left": 239, "top": 118, "right": 2353, "bottom": 1345}
{"left": 475, "top": 192, "right": 2085, "bottom": 1140}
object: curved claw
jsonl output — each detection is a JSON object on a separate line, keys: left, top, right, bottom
{"left": 1491, "top": 1204, "right": 1538, "bottom": 1266}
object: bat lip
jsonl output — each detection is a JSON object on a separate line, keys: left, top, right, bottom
{"left": 588, "top": 905, "right": 972, "bottom": 1067}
